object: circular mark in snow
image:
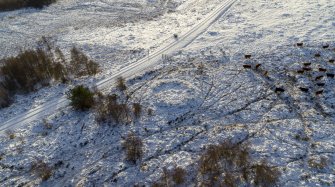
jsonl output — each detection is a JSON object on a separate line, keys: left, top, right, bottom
{"left": 151, "top": 80, "right": 199, "bottom": 109}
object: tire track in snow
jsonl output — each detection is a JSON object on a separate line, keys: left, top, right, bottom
{"left": 0, "top": 0, "right": 238, "bottom": 133}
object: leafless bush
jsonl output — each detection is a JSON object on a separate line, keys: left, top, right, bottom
{"left": 0, "top": 44, "right": 99, "bottom": 109}
{"left": 197, "top": 63, "right": 205, "bottom": 75}
{"left": 222, "top": 172, "right": 237, "bottom": 187}
{"left": 148, "top": 108, "right": 153, "bottom": 116}
{"left": 123, "top": 133, "right": 143, "bottom": 163}
{"left": 70, "top": 47, "right": 99, "bottom": 77}
{"left": 1, "top": 49, "right": 58, "bottom": 92}
{"left": 308, "top": 157, "right": 328, "bottom": 170}
{"left": 31, "top": 160, "right": 53, "bottom": 181}
{"left": 95, "top": 94, "right": 130, "bottom": 124}
{"left": 198, "top": 141, "right": 280, "bottom": 186}
{"left": 116, "top": 77, "right": 127, "bottom": 91}
{"left": 133, "top": 103, "right": 142, "bottom": 119}
{"left": 152, "top": 166, "right": 187, "bottom": 186}
{"left": 5, "top": 129, "right": 15, "bottom": 139}
{"left": 0, "top": 46, "right": 69, "bottom": 109}
{"left": 252, "top": 161, "right": 281, "bottom": 187}
{"left": 199, "top": 141, "right": 250, "bottom": 176}
{"left": 171, "top": 167, "right": 186, "bottom": 185}
{"left": 0, "top": 85, "right": 11, "bottom": 108}
{"left": 43, "top": 119, "right": 52, "bottom": 130}
{"left": 0, "top": 0, "right": 57, "bottom": 11}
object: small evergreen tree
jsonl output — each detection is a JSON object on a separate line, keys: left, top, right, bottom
{"left": 68, "top": 85, "right": 94, "bottom": 110}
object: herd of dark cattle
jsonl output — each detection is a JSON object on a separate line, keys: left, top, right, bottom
{"left": 242, "top": 43, "right": 335, "bottom": 96}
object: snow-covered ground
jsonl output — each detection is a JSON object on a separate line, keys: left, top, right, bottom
{"left": 0, "top": 0, "right": 335, "bottom": 186}
{"left": 188, "top": 0, "right": 335, "bottom": 52}
{"left": 0, "top": 0, "right": 225, "bottom": 125}
{"left": 0, "top": 0, "right": 223, "bottom": 64}
{"left": 0, "top": 0, "right": 236, "bottom": 129}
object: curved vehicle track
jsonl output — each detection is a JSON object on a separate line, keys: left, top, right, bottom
{"left": 0, "top": 0, "right": 238, "bottom": 132}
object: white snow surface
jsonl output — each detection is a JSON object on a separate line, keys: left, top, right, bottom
{"left": 0, "top": 0, "right": 236, "bottom": 131}
{"left": 0, "top": 0, "right": 335, "bottom": 186}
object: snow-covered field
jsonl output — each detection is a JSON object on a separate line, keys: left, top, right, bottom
{"left": 0, "top": 0, "right": 335, "bottom": 186}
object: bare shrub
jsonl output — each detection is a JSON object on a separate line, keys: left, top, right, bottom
{"left": 151, "top": 182, "right": 161, "bottom": 187}
{"left": 123, "top": 133, "right": 143, "bottom": 163}
{"left": 133, "top": 103, "right": 142, "bottom": 119}
{"left": 116, "top": 77, "right": 127, "bottom": 91}
{"left": 199, "top": 141, "right": 250, "bottom": 176}
{"left": 0, "top": 44, "right": 99, "bottom": 108}
{"left": 197, "top": 63, "right": 205, "bottom": 75}
{"left": 171, "top": 167, "right": 186, "bottom": 185}
{"left": 31, "top": 160, "right": 53, "bottom": 181}
{"left": 43, "top": 119, "right": 52, "bottom": 129}
{"left": 0, "top": 85, "right": 11, "bottom": 108}
{"left": 148, "top": 108, "right": 153, "bottom": 116}
{"left": 253, "top": 161, "right": 281, "bottom": 187}
{"left": 198, "top": 141, "right": 280, "bottom": 186}
{"left": 54, "top": 47, "right": 66, "bottom": 64}
{"left": 153, "top": 166, "right": 187, "bottom": 186}
{"left": 0, "top": 47, "right": 69, "bottom": 109}
{"left": 222, "top": 173, "right": 238, "bottom": 187}
{"left": 70, "top": 47, "right": 99, "bottom": 77}
{"left": 25, "top": 0, "right": 57, "bottom": 9}
{"left": 1, "top": 49, "right": 57, "bottom": 92}
{"left": 52, "top": 62, "right": 66, "bottom": 82}
{"left": 5, "top": 129, "right": 15, "bottom": 139}
{"left": 308, "top": 157, "right": 328, "bottom": 170}
{"left": 0, "top": 0, "right": 57, "bottom": 11}
{"left": 95, "top": 94, "right": 131, "bottom": 124}
{"left": 109, "top": 103, "right": 130, "bottom": 124}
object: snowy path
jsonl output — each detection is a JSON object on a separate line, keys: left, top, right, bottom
{"left": 0, "top": 0, "right": 238, "bottom": 132}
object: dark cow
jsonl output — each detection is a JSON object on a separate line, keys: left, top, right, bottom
{"left": 299, "top": 87, "right": 309, "bottom": 92}
{"left": 315, "top": 75, "right": 324, "bottom": 81}
{"left": 243, "top": 64, "right": 252, "bottom": 69}
{"left": 315, "top": 90, "right": 324, "bottom": 95}
{"left": 245, "top": 54, "right": 252, "bottom": 59}
{"left": 275, "top": 87, "right": 285, "bottom": 93}
{"left": 297, "top": 42, "right": 303, "bottom": 47}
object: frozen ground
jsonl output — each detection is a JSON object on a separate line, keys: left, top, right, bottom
{"left": 187, "top": 0, "right": 335, "bottom": 54}
{"left": 0, "top": 0, "right": 223, "bottom": 64}
{"left": 1, "top": 43, "right": 335, "bottom": 186}
{"left": 0, "top": 0, "right": 335, "bottom": 186}
{"left": 0, "top": 0, "right": 236, "bottom": 129}
{"left": 0, "top": 0, "right": 225, "bottom": 124}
